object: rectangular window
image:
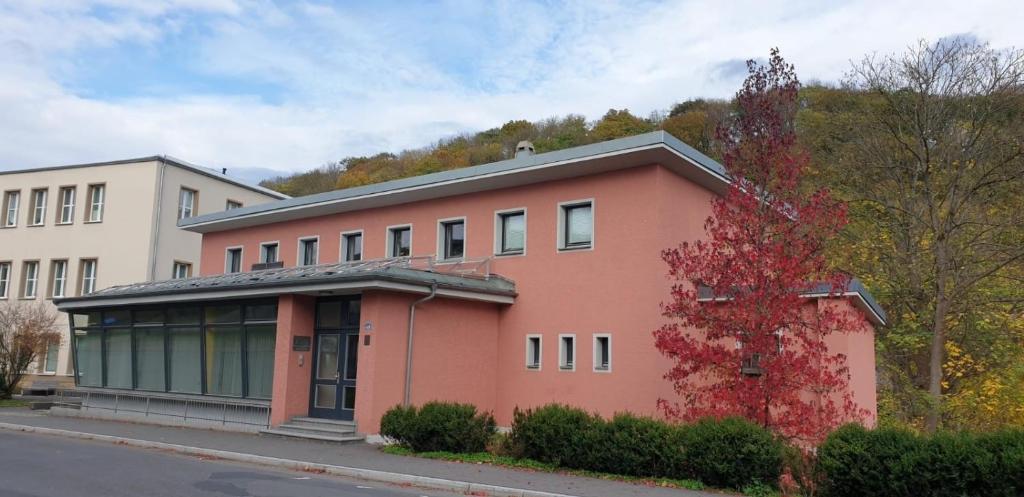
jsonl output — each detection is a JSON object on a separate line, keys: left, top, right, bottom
{"left": 440, "top": 219, "right": 465, "bottom": 261}
{"left": 168, "top": 327, "right": 201, "bottom": 393}
{"left": 43, "top": 342, "right": 59, "bottom": 373}
{"left": 260, "top": 243, "right": 279, "bottom": 264}
{"left": 205, "top": 326, "right": 243, "bottom": 396}
{"left": 22, "top": 261, "right": 39, "bottom": 298}
{"left": 178, "top": 187, "right": 196, "bottom": 220}
{"left": 341, "top": 232, "right": 363, "bottom": 262}
{"left": 593, "top": 334, "right": 611, "bottom": 372}
{"left": 50, "top": 260, "right": 68, "bottom": 298}
{"left": 298, "top": 237, "right": 319, "bottom": 266}
{"left": 58, "top": 186, "right": 75, "bottom": 224}
{"left": 0, "top": 262, "right": 10, "bottom": 298}
{"left": 2, "top": 191, "right": 19, "bottom": 227}
{"left": 559, "top": 200, "right": 593, "bottom": 250}
{"left": 497, "top": 210, "right": 525, "bottom": 255}
{"left": 135, "top": 328, "right": 165, "bottom": 391}
{"left": 388, "top": 226, "right": 411, "bottom": 257}
{"left": 87, "top": 184, "right": 105, "bottom": 222}
{"left": 226, "top": 200, "right": 243, "bottom": 210}
{"left": 80, "top": 259, "right": 97, "bottom": 295}
{"left": 559, "top": 334, "right": 576, "bottom": 370}
{"left": 225, "top": 248, "right": 243, "bottom": 273}
{"left": 246, "top": 324, "right": 276, "bottom": 399}
{"left": 105, "top": 329, "right": 133, "bottom": 388}
{"left": 29, "top": 188, "right": 47, "bottom": 226}
{"left": 172, "top": 262, "right": 192, "bottom": 279}
{"left": 75, "top": 331, "right": 103, "bottom": 387}
{"left": 526, "top": 335, "right": 542, "bottom": 370}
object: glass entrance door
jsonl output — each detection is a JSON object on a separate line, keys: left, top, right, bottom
{"left": 309, "top": 297, "right": 360, "bottom": 420}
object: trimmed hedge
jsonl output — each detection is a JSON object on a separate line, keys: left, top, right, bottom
{"left": 818, "top": 424, "right": 1024, "bottom": 497}
{"left": 380, "top": 401, "right": 496, "bottom": 453}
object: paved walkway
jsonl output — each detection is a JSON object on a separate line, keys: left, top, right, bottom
{"left": 0, "top": 408, "right": 721, "bottom": 497}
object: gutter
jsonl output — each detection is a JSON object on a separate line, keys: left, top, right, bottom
{"left": 403, "top": 283, "right": 437, "bottom": 406}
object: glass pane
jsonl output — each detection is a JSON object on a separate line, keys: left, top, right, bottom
{"left": 44, "top": 342, "right": 59, "bottom": 373}
{"left": 246, "top": 325, "right": 276, "bottom": 399}
{"left": 83, "top": 312, "right": 102, "bottom": 326}
{"left": 343, "top": 386, "right": 356, "bottom": 410}
{"left": 168, "top": 328, "right": 201, "bottom": 393}
{"left": 206, "top": 305, "right": 241, "bottom": 324}
{"left": 104, "top": 329, "right": 132, "bottom": 388}
{"left": 316, "top": 301, "right": 342, "bottom": 328}
{"left": 103, "top": 310, "right": 130, "bottom": 326}
{"left": 566, "top": 204, "right": 592, "bottom": 245}
{"left": 445, "top": 222, "right": 464, "bottom": 259}
{"left": 345, "top": 299, "right": 361, "bottom": 327}
{"left": 502, "top": 213, "right": 525, "bottom": 252}
{"left": 315, "top": 384, "right": 336, "bottom": 409}
{"left": 393, "top": 228, "right": 411, "bottom": 256}
{"left": 135, "top": 328, "right": 165, "bottom": 391}
{"left": 167, "top": 307, "right": 200, "bottom": 325}
{"left": 244, "top": 303, "right": 277, "bottom": 322}
{"left": 344, "top": 334, "right": 359, "bottom": 380}
{"left": 316, "top": 335, "right": 339, "bottom": 380}
{"left": 205, "top": 326, "right": 243, "bottom": 396}
{"left": 347, "top": 235, "right": 362, "bottom": 261}
{"left": 76, "top": 332, "right": 103, "bottom": 387}
{"left": 133, "top": 309, "right": 164, "bottom": 324}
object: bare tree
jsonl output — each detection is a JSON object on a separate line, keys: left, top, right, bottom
{"left": 0, "top": 301, "right": 61, "bottom": 399}
{"left": 844, "top": 38, "right": 1024, "bottom": 431}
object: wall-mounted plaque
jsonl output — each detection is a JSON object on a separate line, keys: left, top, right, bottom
{"left": 292, "top": 336, "right": 311, "bottom": 351}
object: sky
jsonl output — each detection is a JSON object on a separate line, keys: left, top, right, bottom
{"left": 0, "top": 0, "right": 1021, "bottom": 184}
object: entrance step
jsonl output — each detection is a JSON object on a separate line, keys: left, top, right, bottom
{"left": 288, "top": 417, "right": 357, "bottom": 428}
{"left": 259, "top": 416, "right": 362, "bottom": 443}
{"left": 260, "top": 427, "right": 364, "bottom": 443}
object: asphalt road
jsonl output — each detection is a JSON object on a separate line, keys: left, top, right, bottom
{"left": 0, "top": 431, "right": 452, "bottom": 497}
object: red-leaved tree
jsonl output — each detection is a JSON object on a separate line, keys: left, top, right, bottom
{"left": 654, "top": 49, "right": 869, "bottom": 443}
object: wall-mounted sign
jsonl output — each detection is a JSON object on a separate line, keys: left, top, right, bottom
{"left": 363, "top": 321, "right": 373, "bottom": 332}
{"left": 292, "top": 336, "right": 311, "bottom": 351}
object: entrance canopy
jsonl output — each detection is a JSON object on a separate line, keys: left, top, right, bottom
{"left": 55, "top": 257, "right": 516, "bottom": 311}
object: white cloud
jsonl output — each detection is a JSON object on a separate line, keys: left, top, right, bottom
{"left": 0, "top": 0, "right": 1021, "bottom": 178}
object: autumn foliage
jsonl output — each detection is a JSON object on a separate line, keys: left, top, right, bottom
{"left": 654, "top": 49, "right": 869, "bottom": 443}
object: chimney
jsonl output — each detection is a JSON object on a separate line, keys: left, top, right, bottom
{"left": 515, "top": 141, "right": 535, "bottom": 158}
{"left": 221, "top": 167, "right": 228, "bottom": 175}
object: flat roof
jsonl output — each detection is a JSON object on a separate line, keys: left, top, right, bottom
{"left": 696, "top": 279, "right": 887, "bottom": 326}
{"left": 0, "top": 155, "right": 288, "bottom": 200}
{"left": 179, "top": 131, "right": 729, "bottom": 233}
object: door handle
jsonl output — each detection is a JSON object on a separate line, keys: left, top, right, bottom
{"left": 334, "top": 371, "right": 340, "bottom": 382}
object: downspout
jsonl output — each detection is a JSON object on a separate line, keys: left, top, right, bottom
{"left": 147, "top": 161, "right": 168, "bottom": 281}
{"left": 403, "top": 283, "right": 437, "bottom": 406}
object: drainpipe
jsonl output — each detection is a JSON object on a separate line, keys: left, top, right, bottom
{"left": 403, "top": 283, "right": 437, "bottom": 407}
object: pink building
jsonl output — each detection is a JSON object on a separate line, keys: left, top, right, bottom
{"left": 56, "top": 132, "right": 884, "bottom": 440}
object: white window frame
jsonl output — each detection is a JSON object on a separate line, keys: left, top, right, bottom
{"left": 525, "top": 334, "right": 542, "bottom": 371}
{"left": 558, "top": 333, "right": 576, "bottom": 371}
{"left": 172, "top": 261, "right": 192, "bottom": 279}
{"left": 259, "top": 241, "right": 280, "bottom": 264}
{"left": 340, "top": 230, "right": 364, "bottom": 262}
{"left": 3, "top": 191, "right": 19, "bottom": 227}
{"left": 0, "top": 262, "right": 10, "bottom": 299}
{"left": 225, "top": 246, "right": 244, "bottom": 273}
{"left": 593, "top": 333, "right": 612, "bottom": 373}
{"left": 50, "top": 260, "right": 68, "bottom": 298}
{"left": 386, "top": 224, "right": 413, "bottom": 258}
{"left": 87, "top": 184, "right": 105, "bottom": 223}
{"left": 436, "top": 217, "right": 467, "bottom": 262}
{"left": 58, "top": 186, "right": 75, "bottom": 225}
{"left": 494, "top": 208, "right": 527, "bottom": 256}
{"left": 556, "top": 198, "right": 595, "bottom": 252}
{"left": 225, "top": 199, "right": 243, "bottom": 210}
{"left": 297, "top": 236, "right": 320, "bottom": 266}
{"left": 42, "top": 341, "right": 59, "bottom": 374}
{"left": 30, "top": 188, "right": 47, "bottom": 226}
{"left": 80, "top": 259, "right": 97, "bottom": 295}
{"left": 178, "top": 187, "right": 197, "bottom": 220}
{"left": 22, "top": 261, "right": 39, "bottom": 298}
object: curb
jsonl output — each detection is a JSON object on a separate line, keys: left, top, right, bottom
{"left": 0, "top": 422, "right": 576, "bottom": 497}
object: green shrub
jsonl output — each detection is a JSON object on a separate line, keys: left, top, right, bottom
{"left": 379, "top": 402, "right": 496, "bottom": 453}
{"left": 817, "top": 424, "right": 921, "bottom": 497}
{"left": 973, "top": 429, "right": 1024, "bottom": 497}
{"left": 587, "top": 413, "right": 685, "bottom": 478}
{"left": 508, "top": 404, "right": 600, "bottom": 468}
{"left": 681, "top": 417, "right": 784, "bottom": 490}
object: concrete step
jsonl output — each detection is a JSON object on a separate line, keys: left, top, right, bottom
{"left": 259, "top": 427, "right": 364, "bottom": 443}
{"left": 278, "top": 422, "right": 357, "bottom": 436}
{"left": 288, "top": 417, "right": 356, "bottom": 428}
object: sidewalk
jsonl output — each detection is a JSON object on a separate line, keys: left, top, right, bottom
{"left": 0, "top": 408, "right": 721, "bottom": 497}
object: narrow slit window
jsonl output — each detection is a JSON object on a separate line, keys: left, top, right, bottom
{"left": 594, "top": 335, "right": 611, "bottom": 371}
{"left": 559, "top": 335, "right": 575, "bottom": 370}
{"left": 526, "top": 335, "right": 541, "bottom": 370}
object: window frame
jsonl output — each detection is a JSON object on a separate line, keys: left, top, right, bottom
{"left": 172, "top": 261, "right": 193, "bottom": 279}
{"left": 86, "top": 183, "right": 105, "bottom": 223}
{"left": 297, "top": 236, "right": 320, "bottom": 266}
{"left": 437, "top": 217, "right": 467, "bottom": 262}
{"left": 42, "top": 341, "right": 59, "bottom": 374}
{"left": 21, "top": 260, "right": 39, "bottom": 299}
{"left": 593, "top": 333, "right": 612, "bottom": 373}
{"left": 225, "top": 199, "right": 243, "bottom": 210}
{"left": 225, "top": 246, "right": 244, "bottom": 273}
{"left": 178, "top": 187, "right": 197, "bottom": 220}
{"left": 557, "top": 199, "right": 595, "bottom": 251}
{"left": 525, "top": 334, "right": 542, "bottom": 371}
{"left": 340, "top": 230, "right": 364, "bottom": 262}
{"left": 259, "top": 241, "right": 280, "bottom": 264}
{"left": 558, "top": 334, "right": 576, "bottom": 371}
{"left": 57, "top": 186, "right": 76, "bottom": 225}
{"left": 386, "top": 224, "right": 413, "bottom": 258}
{"left": 79, "top": 259, "right": 98, "bottom": 295}
{"left": 2, "top": 190, "right": 19, "bottom": 228}
{"left": 494, "top": 208, "right": 526, "bottom": 256}
{"left": 29, "top": 188, "right": 48, "bottom": 226}
{"left": 50, "top": 259, "right": 68, "bottom": 298}
{"left": 0, "top": 261, "right": 10, "bottom": 299}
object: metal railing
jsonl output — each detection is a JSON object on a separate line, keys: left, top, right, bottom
{"left": 54, "top": 389, "right": 270, "bottom": 430}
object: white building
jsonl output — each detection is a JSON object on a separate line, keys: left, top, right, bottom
{"left": 0, "top": 156, "right": 287, "bottom": 387}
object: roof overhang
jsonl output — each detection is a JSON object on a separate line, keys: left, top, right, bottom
{"left": 696, "top": 280, "right": 887, "bottom": 326}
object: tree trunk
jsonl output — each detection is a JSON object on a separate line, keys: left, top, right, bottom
{"left": 926, "top": 242, "right": 950, "bottom": 433}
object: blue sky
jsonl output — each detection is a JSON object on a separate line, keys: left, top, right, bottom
{"left": 0, "top": 0, "right": 1021, "bottom": 184}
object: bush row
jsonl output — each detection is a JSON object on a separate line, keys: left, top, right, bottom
{"left": 380, "top": 401, "right": 496, "bottom": 453}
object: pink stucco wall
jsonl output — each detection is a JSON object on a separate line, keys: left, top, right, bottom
{"left": 270, "top": 294, "right": 315, "bottom": 425}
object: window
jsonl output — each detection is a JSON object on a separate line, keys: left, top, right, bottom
{"left": 341, "top": 231, "right": 363, "bottom": 262}
{"left": 0, "top": 262, "right": 9, "bottom": 298}
{"left": 2, "top": 191, "right": 19, "bottom": 227}
{"left": 172, "top": 262, "right": 192, "bottom": 279}
{"left": 29, "top": 188, "right": 47, "bottom": 226}
{"left": 439, "top": 219, "right": 465, "bottom": 261}
{"left": 22, "top": 261, "right": 39, "bottom": 298}
{"left": 260, "top": 242, "right": 279, "bottom": 263}
{"left": 57, "top": 186, "right": 75, "bottom": 224}
{"left": 558, "top": 200, "right": 593, "bottom": 250}
{"left": 526, "top": 335, "right": 542, "bottom": 370}
{"left": 50, "top": 260, "right": 68, "bottom": 298}
{"left": 87, "top": 184, "right": 104, "bottom": 222}
{"left": 178, "top": 187, "right": 197, "bottom": 220}
{"left": 226, "top": 200, "right": 243, "bottom": 210}
{"left": 298, "top": 237, "right": 319, "bottom": 266}
{"left": 43, "top": 342, "right": 59, "bottom": 373}
{"left": 593, "top": 334, "right": 612, "bottom": 372}
{"left": 388, "top": 226, "right": 412, "bottom": 257}
{"left": 79, "top": 259, "right": 97, "bottom": 295}
{"left": 496, "top": 210, "right": 525, "bottom": 255}
{"left": 135, "top": 327, "right": 165, "bottom": 390}
{"left": 559, "top": 334, "right": 576, "bottom": 370}
{"left": 225, "top": 247, "right": 243, "bottom": 273}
